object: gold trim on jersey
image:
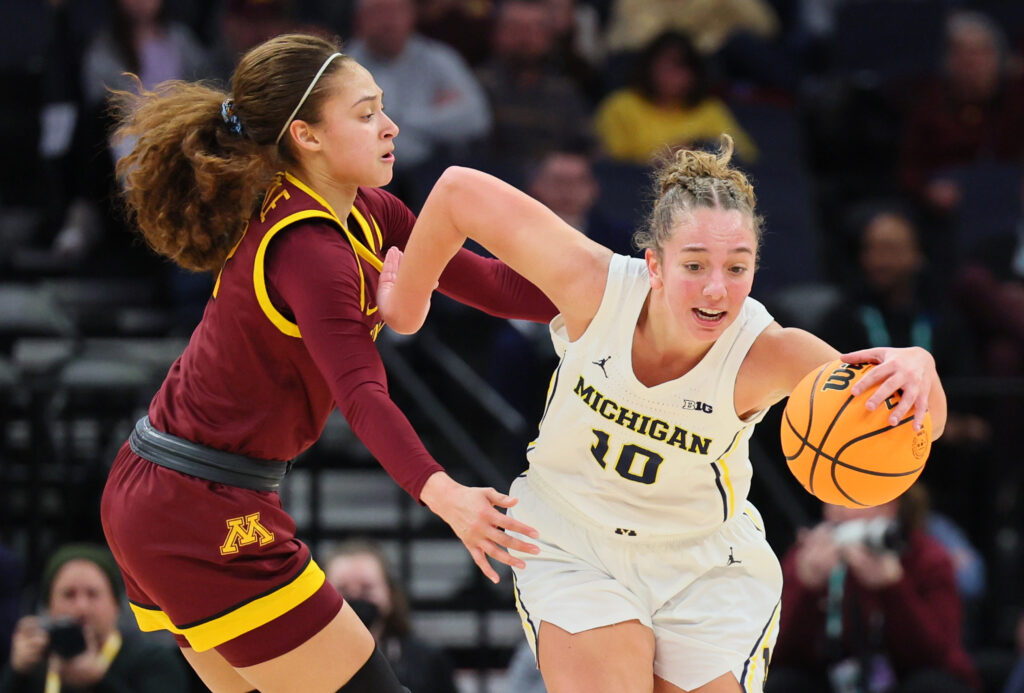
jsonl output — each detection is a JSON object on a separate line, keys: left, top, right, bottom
{"left": 512, "top": 573, "right": 539, "bottom": 658}
{"left": 214, "top": 222, "right": 249, "bottom": 299}
{"left": 742, "top": 600, "right": 780, "bottom": 691}
{"left": 128, "top": 559, "right": 326, "bottom": 652}
{"left": 254, "top": 209, "right": 337, "bottom": 337}
{"left": 285, "top": 173, "right": 381, "bottom": 256}
{"left": 252, "top": 173, "right": 386, "bottom": 336}
{"left": 711, "top": 426, "right": 749, "bottom": 520}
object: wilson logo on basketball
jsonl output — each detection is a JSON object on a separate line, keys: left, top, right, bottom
{"left": 219, "top": 512, "right": 275, "bottom": 555}
{"left": 820, "top": 362, "right": 868, "bottom": 392}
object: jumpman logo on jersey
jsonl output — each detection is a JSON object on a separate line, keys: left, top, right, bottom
{"left": 593, "top": 355, "right": 612, "bottom": 377}
{"left": 727, "top": 547, "right": 742, "bottom": 566}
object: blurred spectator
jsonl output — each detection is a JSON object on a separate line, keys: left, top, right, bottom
{"left": 526, "top": 147, "right": 633, "bottom": 255}
{"left": 766, "top": 488, "right": 981, "bottom": 693}
{"left": 594, "top": 32, "right": 758, "bottom": 165}
{"left": 545, "top": 0, "right": 604, "bottom": 68}
{"left": 51, "top": 0, "right": 211, "bottom": 267}
{"left": 474, "top": 0, "right": 591, "bottom": 178}
{"left": 417, "top": 0, "right": 496, "bottom": 67}
{"left": 602, "top": 0, "right": 795, "bottom": 91}
{"left": 81, "top": 0, "right": 210, "bottom": 111}
{"left": 0, "top": 543, "right": 187, "bottom": 693}
{"left": 347, "top": 0, "right": 492, "bottom": 209}
{"left": 815, "top": 202, "right": 994, "bottom": 543}
{"left": 324, "top": 540, "right": 458, "bottom": 693}
{"left": 210, "top": 0, "right": 325, "bottom": 84}
{"left": 953, "top": 192, "right": 1024, "bottom": 379}
{"left": 541, "top": 0, "right": 606, "bottom": 103}
{"left": 899, "top": 10, "right": 1024, "bottom": 215}
{"left": 42, "top": 0, "right": 217, "bottom": 331}
{"left": 816, "top": 202, "right": 977, "bottom": 382}
{"left": 604, "top": 0, "right": 780, "bottom": 57}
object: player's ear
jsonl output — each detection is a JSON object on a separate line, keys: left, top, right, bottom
{"left": 290, "top": 120, "right": 320, "bottom": 152}
{"left": 645, "top": 248, "right": 663, "bottom": 290}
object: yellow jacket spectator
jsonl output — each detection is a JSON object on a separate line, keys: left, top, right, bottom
{"left": 594, "top": 32, "right": 758, "bottom": 165}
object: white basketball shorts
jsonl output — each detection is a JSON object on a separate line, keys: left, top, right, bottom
{"left": 507, "top": 472, "right": 783, "bottom": 691}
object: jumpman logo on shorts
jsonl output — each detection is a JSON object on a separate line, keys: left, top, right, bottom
{"left": 593, "top": 355, "right": 612, "bottom": 377}
{"left": 727, "top": 547, "right": 742, "bottom": 566}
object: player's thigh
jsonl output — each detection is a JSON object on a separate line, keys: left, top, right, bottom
{"left": 538, "top": 619, "right": 656, "bottom": 693}
{"left": 235, "top": 600, "right": 375, "bottom": 693}
{"left": 654, "top": 672, "right": 743, "bottom": 693}
{"left": 181, "top": 647, "right": 254, "bottom": 693}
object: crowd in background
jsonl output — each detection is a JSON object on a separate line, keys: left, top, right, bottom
{"left": 2, "top": 0, "right": 1024, "bottom": 691}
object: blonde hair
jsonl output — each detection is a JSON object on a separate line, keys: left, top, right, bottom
{"left": 633, "top": 135, "right": 762, "bottom": 255}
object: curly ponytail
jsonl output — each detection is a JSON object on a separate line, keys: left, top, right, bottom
{"left": 633, "top": 135, "right": 762, "bottom": 255}
{"left": 111, "top": 34, "right": 349, "bottom": 273}
{"left": 112, "top": 81, "right": 274, "bottom": 272}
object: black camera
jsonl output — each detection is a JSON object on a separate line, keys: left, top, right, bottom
{"left": 42, "top": 617, "right": 87, "bottom": 658}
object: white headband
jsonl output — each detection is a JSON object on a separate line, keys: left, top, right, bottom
{"left": 275, "top": 52, "right": 343, "bottom": 146}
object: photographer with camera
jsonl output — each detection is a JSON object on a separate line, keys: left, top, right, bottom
{"left": 1, "top": 543, "right": 187, "bottom": 693}
{"left": 765, "top": 486, "right": 981, "bottom": 693}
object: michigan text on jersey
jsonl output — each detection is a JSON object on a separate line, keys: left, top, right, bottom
{"left": 573, "top": 376, "right": 712, "bottom": 454}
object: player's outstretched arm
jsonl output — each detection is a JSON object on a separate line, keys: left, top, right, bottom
{"left": 378, "top": 166, "right": 611, "bottom": 338}
{"left": 842, "top": 346, "right": 947, "bottom": 438}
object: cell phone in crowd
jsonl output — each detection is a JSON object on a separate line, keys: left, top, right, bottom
{"left": 40, "top": 617, "right": 87, "bottom": 658}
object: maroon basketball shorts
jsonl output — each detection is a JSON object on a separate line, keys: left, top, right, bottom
{"left": 100, "top": 441, "right": 342, "bottom": 667}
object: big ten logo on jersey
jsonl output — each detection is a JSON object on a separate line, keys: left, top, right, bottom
{"left": 260, "top": 175, "right": 291, "bottom": 222}
{"left": 681, "top": 399, "right": 713, "bottom": 414}
{"left": 220, "top": 512, "right": 275, "bottom": 555}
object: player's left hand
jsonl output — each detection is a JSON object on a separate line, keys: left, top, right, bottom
{"left": 841, "top": 346, "right": 935, "bottom": 431}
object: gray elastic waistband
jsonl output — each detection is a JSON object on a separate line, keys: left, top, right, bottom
{"left": 129, "top": 416, "right": 288, "bottom": 492}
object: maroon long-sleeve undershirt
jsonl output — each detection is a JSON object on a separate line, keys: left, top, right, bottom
{"left": 266, "top": 221, "right": 555, "bottom": 500}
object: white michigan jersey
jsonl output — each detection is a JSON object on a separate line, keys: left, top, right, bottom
{"left": 526, "top": 254, "right": 774, "bottom": 539}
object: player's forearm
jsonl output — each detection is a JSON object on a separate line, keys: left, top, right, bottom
{"left": 390, "top": 170, "right": 467, "bottom": 332}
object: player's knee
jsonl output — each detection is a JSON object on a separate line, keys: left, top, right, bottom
{"left": 335, "top": 646, "right": 407, "bottom": 693}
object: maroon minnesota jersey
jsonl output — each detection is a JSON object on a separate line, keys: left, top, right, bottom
{"left": 147, "top": 171, "right": 556, "bottom": 499}
{"left": 149, "top": 172, "right": 392, "bottom": 462}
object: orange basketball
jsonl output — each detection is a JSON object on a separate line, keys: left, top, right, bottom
{"left": 780, "top": 359, "right": 931, "bottom": 508}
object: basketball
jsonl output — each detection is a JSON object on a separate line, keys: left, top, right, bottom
{"left": 780, "top": 359, "right": 931, "bottom": 508}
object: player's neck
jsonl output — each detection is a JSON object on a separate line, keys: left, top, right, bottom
{"left": 632, "top": 296, "right": 712, "bottom": 385}
{"left": 290, "top": 165, "right": 358, "bottom": 223}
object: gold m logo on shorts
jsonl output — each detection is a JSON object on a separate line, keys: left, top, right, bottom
{"left": 219, "top": 513, "right": 275, "bottom": 555}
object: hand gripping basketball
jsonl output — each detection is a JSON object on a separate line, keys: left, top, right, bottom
{"left": 780, "top": 359, "right": 931, "bottom": 508}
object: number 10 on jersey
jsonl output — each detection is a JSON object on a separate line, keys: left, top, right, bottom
{"left": 590, "top": 430, "right": 665, "bottom": 485}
